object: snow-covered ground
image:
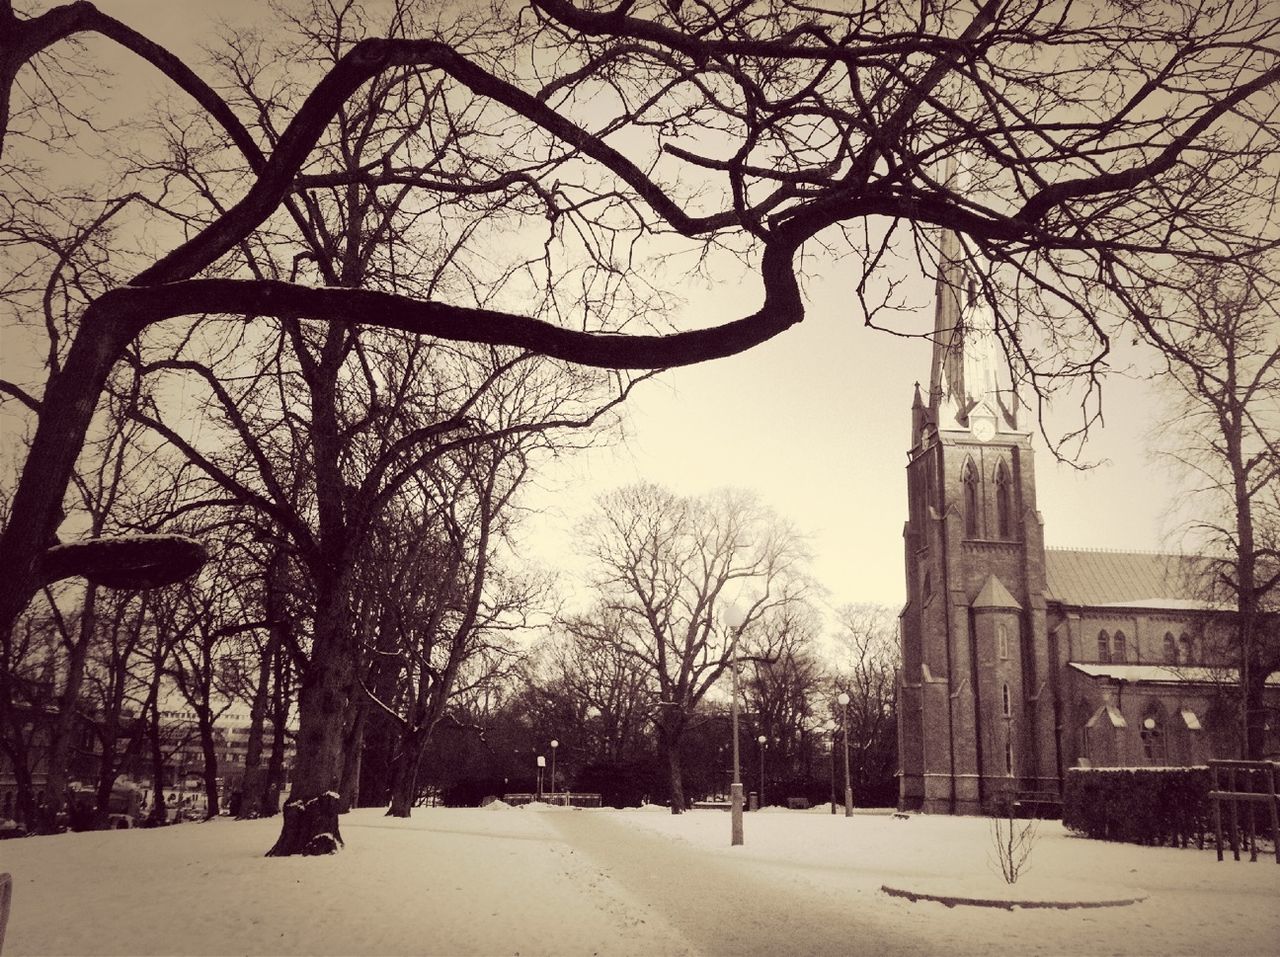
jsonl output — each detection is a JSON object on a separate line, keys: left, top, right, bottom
{"left": 2, "top": 805, "right": 1276, "bottom": 955}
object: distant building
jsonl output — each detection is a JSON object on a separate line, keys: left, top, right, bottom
{"left": 156, "top": 703, "right": 295, "bottom": 797}
{"left": 896, "top": 233, "right": 1279, "bottom": 814}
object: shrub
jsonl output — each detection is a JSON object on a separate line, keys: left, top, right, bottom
{"left": 1063, "top": 767, "right": 1210, "bottom": 848}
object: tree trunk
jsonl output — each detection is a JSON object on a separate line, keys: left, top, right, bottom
{"left": 39, "top": 583, "right": 96, "bottom": 833}
{"left": 0, "top": 311, "right": 139, "bottom": 680}
{"left": 197, "top": 709, "right": 220, "bottom": 819}
{"left": 338, "top": 697, "right": 367, "bottom": 813}
{"left": 243, "top": 552, "right": 287, "bottom": 819}
{"left": 147, "top": 693, "right": 168, "bottom": 826}
{"left": 266, "top": 604, "right": 353, "bottom": 856}
{"left": 236, "top": 641, "right": 272, "bottom": 819}
{"left": 658, "top": 726, "right": 686, "bottom": 814}
{"left": 386, "top": 727, "right": 428, "bottom": 818}
{"left": 261, "top": 640, "right": 291, "bottom": 818}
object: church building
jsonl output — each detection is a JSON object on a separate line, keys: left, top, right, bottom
{"left": 896, "top": 232, "right": 1279, "bottom": 815}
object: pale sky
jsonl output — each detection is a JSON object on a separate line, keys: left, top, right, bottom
{"left": 516, "top": 265, "right": 1181, "bottom": 612}
{"left": 72, "top": 0, "right": 1184, "bottom": 613}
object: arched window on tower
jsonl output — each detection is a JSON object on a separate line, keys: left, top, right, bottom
{"left": 1179, "top": 634, "right": 1195, "bottom": 665}
{"left": 995, "top": 462, "right": 1013, "bottom": 538}
{"left": 1097, "top": 630, "right": 1111, "bottom": 664}
{"left": 1112, "top": 631, "right": 1127, "bottom": 664}
{"left": 997, "top": 622, "right": 1010, "bottom": 659}
{"left": 1002, "top": 683, "right": 1011, "bottom": 716}
{"left": 1163, "top": 632, "right": 1178, "bottom": 664}
{"left": 963, "top": 459, "right": 979, "bottom": 537}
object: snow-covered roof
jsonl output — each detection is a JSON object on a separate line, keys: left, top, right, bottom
{"left": 1069, "top": 662, "right": 1280, "bottom": 686}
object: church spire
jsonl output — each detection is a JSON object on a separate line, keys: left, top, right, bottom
{"left": 925, "top": 159, "right": 1021, "bottom": 435}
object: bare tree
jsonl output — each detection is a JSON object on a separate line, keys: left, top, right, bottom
{"left": 741, "top": 605, "right": 824, "bottom": 797}
{"left": 580, "top": 484, "right": 807, "bottom": 811}
{"left": 831, "top": 603, "right": 901, "bottom": 807}
{"left": 3, "top": 0, "right": 1280, "bottom": 852}
{"left": 1153, "top": 262, "right": 1280, "bottom": 759}
{"left": 542, "top": 604, "right": 657, "bottom": 767}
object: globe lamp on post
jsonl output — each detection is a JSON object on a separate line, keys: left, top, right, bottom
{"left": 757, "top": 734, "right": 767, "bottom": 808}
{"left": 723, "top": 602, "right": 746, "bottom": 846}
{"left": 838, "top": 691, "right": 853, "bottom": 817}
{"left": 550, "top": 739, "right": 559, "bottom": 803}
{"left": 823, "top": 719, "right": 837, "bottom": 815}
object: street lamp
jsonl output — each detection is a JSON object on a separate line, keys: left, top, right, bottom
{"left": 550, "top": 739, "right": 559, "bottom": 803}
{"left": 838, "top": 691, "right": 853, "bottom": 817}
{"left": 757, "top": 734, "right": 767, "bottom": 808}
{"left": 823, "top": 719, "right": 837, "bottom": 815}
{"left": 723, "top": 602, "right": 746, "bottom": 846}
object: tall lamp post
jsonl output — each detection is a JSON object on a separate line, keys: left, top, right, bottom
{"left": 838, "top": 691, "right": 853, "bottom": 817}
{"left": 550, "top": 739, "right": 559, "bottom": 803}
{"left": 757, "top": 735, "right": 767, "bottom": 808}
{"left": 724, "top": 603, "right": 746, "bottom": 846}
{"left": 823, "top": 719, "right": 837, "bottom": 815}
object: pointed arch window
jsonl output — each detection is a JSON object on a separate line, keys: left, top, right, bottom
{"left": 1141, "top": 707, "right": 1167, "bottom": 764}
{"left": 997, "top": 622, "right": 1010, "bottom": 660}
{"left": 995, "top": 462, "right": 1013, "bottom": 538}
{"left": 1179, "top": 634, "right": 1195, "bottom": 666}
{"left": 1112, "top": 631, "right": 1127, "bottom": 664}
{"left": 1163, "top": 632, "right": 1178, "bottom": 664}
{"left": 962, "top": 459, "right": 979, "bottom": 537}
{"left": 1005, "top": 739, "right": 1014, "bottom": 776}
{"left": 1097, "top": 630, "right": 1111, "bottom": 664}
{"left": 1002, "top": 683, "right": 1012, "bottom": 717}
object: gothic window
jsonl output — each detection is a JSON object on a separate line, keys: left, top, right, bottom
{"left": 923, "top": 570, "right": 933, "bottom": 602}
{"left": 997, "top": 622, "right": 1010, "bottom": 659}
{"left": 1141, "top": 708, "right": 1167, "bottom": 764}
{"left": 995, "top": 462, "right": 1013, "bottom": 538}
{"left": 1097, "top": 630, "right": 1111, "bottom": 664}
{"left": 1163, "top": 632, "right": 1178, "bottom": 663}
{"left": 1077, "top": 700, "right": 1093, "bottom": 763}
{"left": 963, "top": 459, "right": 979, "bottom": 536}
{"left": 1002, "top": 683, "right": 1011, "bottom": 717}
{"left": 1005, "top": 739, "right": 1014, "bottom": 776}
{"left": 1112, "top": 631, "right": 1127, "bottom": 664}
{"left": 1179, "top": 634, "right": 1195, "bottom": 665}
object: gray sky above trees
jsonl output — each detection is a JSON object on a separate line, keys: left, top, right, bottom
{"left": 69, "top": 0, "right": 1183, "bottom": 610}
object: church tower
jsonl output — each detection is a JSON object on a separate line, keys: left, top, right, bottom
{"left": 898, "top": 227, "right": 1061, "bottom": 814}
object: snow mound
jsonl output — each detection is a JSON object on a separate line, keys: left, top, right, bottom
{"left": 881, "top": 875, "right": 1148, "bottom": 910}
{"left": 637, "top": 803, "right": 668, "bottom": 813}
{"left": 804, "top": 802, "right": 839, "bottom": 813}
{"left": 481, "top": 799, "right": 512, "bottom": 810}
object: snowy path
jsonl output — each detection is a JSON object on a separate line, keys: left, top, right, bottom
{"left": 547, "top": 809, "right": 913, "bottom": 957}
{"left": 4, "top": 806, "right": 1278, "bottom": 955}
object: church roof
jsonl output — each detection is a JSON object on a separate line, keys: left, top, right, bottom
{"left": 1069, "top": 662, "right": 1280, "bottom": 687}
{"left": 973, "top": 574, "right": 1021, "bottom": 610}
{"left": 1044, "top": 549, "right": 1216, "bottom": 609}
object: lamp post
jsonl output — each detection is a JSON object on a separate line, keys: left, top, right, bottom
{"left": 838, "top": 691, "right": 853, "bottom": 817}
{"left": 823, "top": 719, "right": 837, "bottom": 815}
{"left": 724, "top": 602, "right": 746, "bottom": 846}
{"left": 757, "top": 735, "right": 767, "bottom": 808}
{"left": 550, "top": 739, "right": 559, "bottom": 803}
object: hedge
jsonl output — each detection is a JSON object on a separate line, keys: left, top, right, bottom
{"left": 1062, "top": 767, "right": 1211, "bottom": 848}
